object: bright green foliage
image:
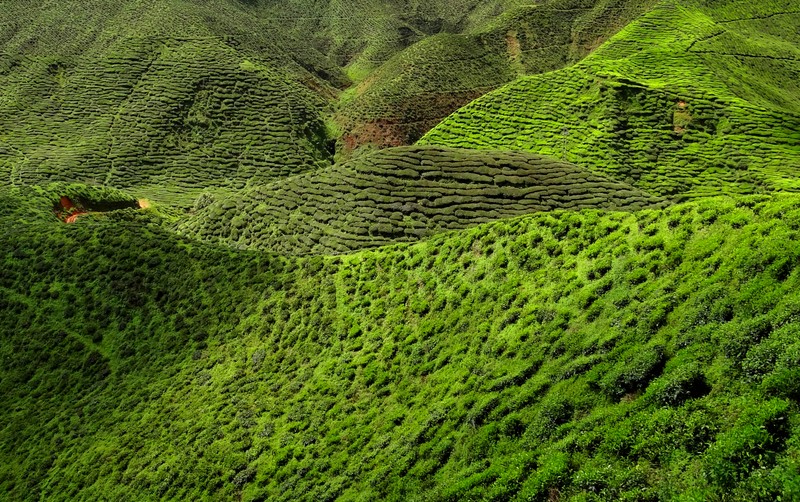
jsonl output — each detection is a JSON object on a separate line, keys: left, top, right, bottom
{"left": 176, "top": 145, "right": 665, "bottom": 254}
{"left": 422, "top": 0, "right": 800, "bottom": 198}
{"left": 4, "top": 189, "right": 800, "bottom": 500}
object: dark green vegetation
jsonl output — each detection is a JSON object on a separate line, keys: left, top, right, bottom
{"left": 177, "top": 146, "right": 664, "bottom": 254}
{"left": 2, "top": 0, "right": 800, "bottom": 500}
{"left": 4, "top": 189, "right": 800, "bottom": 500}
{"left": 0, "top": 0, "right": 661, "bottom": 197}
{"left": 336, "top": 0, "right": 659, "bottom": 148}
{"left": 0, "top": 0, "right": 338, "bottom": 206}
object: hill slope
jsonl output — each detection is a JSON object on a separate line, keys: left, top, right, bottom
{"left": 176, "top": 145, "right": 665, "bottom": 254}
{"left": 3, "top": 0, "right": 800, "bottom": 500}
{"left": 336, "top": 0, "right": 660, "bottom": 149}
{"left": 1, "top": 0, "right": 585, "bottom": 204}
{"left": 0, "top": 0, "right": 341, "bottom": 206}
{"left": 421, "top": 0, "right": 800, "bottom": 198}
{"left": 3, "top": 187, "right": 800, "bottom": 500}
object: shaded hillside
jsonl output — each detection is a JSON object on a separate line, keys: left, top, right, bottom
{"left": 0, "top": 0, "right": 342, "bottom": 206}
{"left": 176, "top": 146, "right": 664, "bottom": 254}
{"left": 0, "top": 0, "right": 551, "bottom": 203}
{"left": 421, "top": 0, "right": 800, "bottom": 198}
{"left": 260, "top": 0, "right": 531, "bottom": 75}
{"left": 336, "top": 0, "right": 660, "bottom": 149}
{"left": 3, "top": 187, "right": 800, "bottom": 500}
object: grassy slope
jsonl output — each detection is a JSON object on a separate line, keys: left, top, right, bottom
{"left": 3, "top": 186, "right": 800, "bottom": 501}
{"left": 421, "top": 0, "right": 800, "bottom": 198}
{"left": 175, "top": 145, "right": 665, "bottom": 254}
{"left": 336, "top": 0, "right": 660, "bottom": 149}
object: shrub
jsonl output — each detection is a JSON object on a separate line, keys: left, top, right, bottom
{"left": 514, "top": 451, "right": 570, "bottom": 501}
{"left": 720, "top": 316, "right": 773, "bottom": 365}
{"left": 601, "top": 345, "right": 666, "bottom": 399}
{"left": 647, "top": 363, "right": 710, "bottom": 406}
{"left": 704, "top": 399, "right": 790, "bottom": 489}
{"left": 761, "top": 368, "right": 800, "bottom": 401}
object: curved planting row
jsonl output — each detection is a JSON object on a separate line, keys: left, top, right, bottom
{"left": 176, "top": 145, "right": 665, "bottom": 254}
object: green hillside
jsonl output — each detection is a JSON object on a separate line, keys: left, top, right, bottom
{"left": 2, "top": 0, "right": 800, "bottom": 500}
{"left": 0, "top": 0, "right": 558, "bottom": 200}
{"left": 336, "top": 0, "right": 659, "bottom": 149}
{"left": 4, "top": 187, "right": 800, "bottom": 500}
{"left": 421, "top": 0, "right": 800, "bottom": 198}
{"left": 176, "top": 146, "right": 664, "bottom": 254}
{"left": 0, "top": 0, "right": 343, "bottom": 206}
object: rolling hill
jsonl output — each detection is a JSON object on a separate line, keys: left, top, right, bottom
{"left": 335, "top": 0, "right": 660, "bottom": 149}
{"left": 2, "top": 0, "right": 800, "bottom": 500}
{"left": 0, "top": 0, "right": 342, "bottom": 206}
{"left": 176, "top": 145, "right": 665, "bottom": 254}
{"left": 3, "top": 186, "right": 800, "bottom": 500}
{"left": 421, "top": 0, "right": 800, "bottom": 198}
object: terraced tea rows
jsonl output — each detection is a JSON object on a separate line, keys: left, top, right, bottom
{"left": 421, "top": 0, "right": 800, "bottom": 198}
{"left": 260, "top": 0, "right": 534, "bottom": 72}
{"left": 337, "top": 0, "right": 659, "bottom": 148}
{"left": 1, "top": 0, "right": 575, "bottom": 203}
{"left": 0, "top": 35, "right": 333, "bottom": 206}
{"left": 177, "top": 146, "right": 665, "bottom": 254}
{"left": 4, "top": 0, "right": 800, "bottom": 500}
{"left": 6, "top": 187, "right": 800, "bottom": 500}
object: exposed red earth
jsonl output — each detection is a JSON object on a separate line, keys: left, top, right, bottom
{"left": 54, "top": 196, "right": 147, "bottom": 223}
{"left": 56, "top": 196, "right": 89, "bottom": 223}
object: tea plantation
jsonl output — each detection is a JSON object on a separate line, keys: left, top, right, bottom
{"left": 177, "top": 146, "right": 665, "bottom": 254}
{"left": 4, "top": 187, "right": 800, "bottom": 500}
{"left": 2, "top": 0, "right": 800, "bottom": 500}
{"left": 422, "top": 0, "right": 800, "bottom": 198}
{"left": 335, "top": 0, "right": 659, "bottom": 148}
{"left": 0, "top": 0, "right": 343, "bottom": 206}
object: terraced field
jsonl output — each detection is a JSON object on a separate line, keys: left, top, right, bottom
{"left": 336, "top": 0, "right": 659, "bottom": 149}
{"left": 3, "top": 0, "right": 800, "bottom": 500}
{"left": 1, "top": 0, "right": 571, "bottom": 201}
{"left": 421, "top": 0, "right": 800, "bottom": 198}
{"left": 0, "top": 1, "right": 338, "bottom": 206}
{"left": 177, "top": 146, "right": 664, "bottom": 254}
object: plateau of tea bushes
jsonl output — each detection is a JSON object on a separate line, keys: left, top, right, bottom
{"left": 3, "top": 188, "right": 800, "bottom": 500}
{"left": 177, "top": 146, "right": 665, "bottom": 254}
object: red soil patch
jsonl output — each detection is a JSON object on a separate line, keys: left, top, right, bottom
{"left": 55, "top": 196, "right": 88, "bottom": 223}
{"left": 59, "top": 196, "right": 74, "bottom": 209}
{"left": 64, "top": 212, "right": 87, "bottom": 224}
{"left": 55, "top": 196, "right": 146, "bottom": 223}
{"left": 340, "top": 90, "right": 486, "bottom": 150}
{"left": 342, "top": 120, "right": 408, "bottom": 150}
